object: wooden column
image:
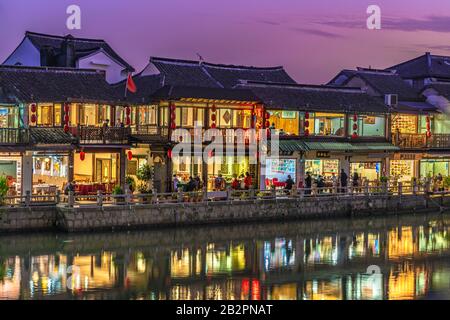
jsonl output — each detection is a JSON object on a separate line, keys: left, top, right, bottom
{"left": 119, "top": 150, "right": 126, "bottom": 189}
{"left": 68, "top": 150, "right": 74, "bottom": 183}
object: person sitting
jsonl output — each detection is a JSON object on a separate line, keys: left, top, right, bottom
{"left": 244, "top": 172, "right": 253, "bottom": 190}
{"left": 231, "top": 174, "right": 240, "bottom": 190}
{"left": 185, "top": 177, "right": 196, "bottom": 192}
{"left": 214, "top": 174, "right": 225, "bottom": 191}
{"left": 284, "top": 175, "right": 295, "bottom": 191}
{"left": 172, "top": 175, "right": 180, "bottom": 192}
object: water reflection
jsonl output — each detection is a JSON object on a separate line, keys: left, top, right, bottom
{"left": 0, "top": 214, "right": 449, "bottom": 300}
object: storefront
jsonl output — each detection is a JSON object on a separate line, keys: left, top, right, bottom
{"left": 173, "top": 155, "right": 203, "bottom": 183}
{"left": 127, "top": 147, "right": 150, "bottom": 185}
{"left": 419, "top": 159, "right": 450, "bottom": 178}
{"left": 0, "top": 153, "right": 22, "bottom": 196}
{"left": 351, "top": 162, "right": 381, "bottom": 181}
{"left": 265, "top": 158, "right": 296, "bottom": 188}
{"left": 305, "top": 159, "right": 339, "bottom": 178}
{"left": 390, "top": 159, "right": 416, "bottom": 182}
{"left": 268, "top": 110, "right": 299, "bottom": 135}
{"left": 32, "top": 153, "right": 69, "bottom": 192}
{"left": 207, "top": 156, "right": 254, "bottom": 190}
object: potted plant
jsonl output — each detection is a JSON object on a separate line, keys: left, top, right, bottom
{"left": 443, "top": 176, "right": 450, "bottom": 191}
{"left": 112, "top": 185, "right": 125, "bottom": 204}
{"left": 137, "top": 182, "right": 152, "bottom": 203}
{"left": 0, "top": 177, "right": 9, "bottom": 206}
{"left": 136, "top": 164, "right": 153, "bottom": 199}
{"left": 126, "top": 176, "right": 136, "bottom": 194}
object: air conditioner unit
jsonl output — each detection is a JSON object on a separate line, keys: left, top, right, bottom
{"left": 385, "top": 94, "right": 398, "bottom": 107}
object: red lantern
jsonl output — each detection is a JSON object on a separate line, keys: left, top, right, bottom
{"left": 211, "top": 105, "right": 217, "bottom": 113}
{"left": 126, "top": 106, "right": 131, "bottom": 116}
{"left": 126, "top": 117, "right": 131, "bottom": 126}
{"left": 80, "top": 151, "right": 86, "bottom": 161}
{"left": 64, "top": 103, "right": 70, "bottom": 113}
{"left": 353, "top": 114, "right": 358, "bottom": 122}
{"left": 31, "top": 104, "right": 37, "bottom": 113}
{"left": 171, "top": 112, "right": 176, "bottom": 121}
{"left": 352, "top": 132, "right": 358, "bottom": 139}
{"left": 167, "top": 149, "right": 173, "bottom": 159}
{"left": 304, "top": 121, "right": 310, "bottom": 128}
{"left": 211, "top": 123, "right": 217, "bottom": 129}
{"left": 304, "top": 129, "right": 310, "bottom": 137}
{"left": 211, "top": 114, "right": 217, "bottom": 122}
{"left": 30, "top": 114, "right": 37, "bottom": 124}
{"left": 265, "top": 121, "right": 270, "bottom": 128}
{"left": 64, "top": 124, "right": 70, "bottom": 133}
{"left": 127, "top": 150, "right": 133, "bottom": 161}
{"left": 305, "top": 112, "right": 310, "bottom": 120}
{"left": 266, "top": 112, "right": 271, "bottom": 120}
{"left": 64, "top": 115, "right": 70, "bottom": 123}
{"left": 171, "top": 123, "right": 176, "bottom": 130}
{"left": 353, "top": 123, "right": 358, "bottom": 131}
{"left": 208, "top": 150, "right": 214, "bottom": 158}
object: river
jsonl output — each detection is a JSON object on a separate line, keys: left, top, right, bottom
{"left": 0, "top": 212, "right": 449, "bottom": 300}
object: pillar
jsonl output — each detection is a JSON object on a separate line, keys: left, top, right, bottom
{"left": 298, "top": 153, "right": 305, "bottom": 187}
{"left": 68, "top": 150, "right": 74, "bottom": 183}
{"left": 119, "top": 150, "right": 126, "bottom": 189}
{"left": 340, "top": 156, "right": 351, "bottom": 177}
{"left": 384, "top": 156, "right": 391, "bottom": 177}
{"left": 22, "top": 151, "right": 33, "bottom": 196}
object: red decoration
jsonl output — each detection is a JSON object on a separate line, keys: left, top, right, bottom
{"left": 64, "top": 115, "right": 70, "bottom": 123}
{"left": 126, "top": 106, "right": 131, "bottom": 116}
{"left": 352, "top": 132, "right": 358, "bottom": 139}
{"left": 171, "top": 112, "right": 176, "bottom": 121}
{"left": 126, "top": 117, "right": 131, "bottom": 126}
{"left": 30, "top": 114, "right": 37, "bottom": 124}
{"left": 167, "top": 149, "right": 173, "bottom": 159}
{"left": 353, "top": 123, "right": 358, "bottom": 131}
{"left": 265, "top": 121, "right": 270, "bottom": 128}
{"left": 80, "top": 151, "right": 86, "bottom": 161}
{"left": 127, "top": 150, "right": 133, "bottom": 161}
{"left": 211, "top": 114, "right": 217, "bottom": 122}
{"left": 304, "top": 121, "right": 310, "bottom": 128}
{"left": 305, "top": 112, "right": 310, "bottom": 120}
{"left": 266, "top": 112, "right": 271, "bottom": 120}
{"left": 304, "top": 129, "right": 310, "bottom": 137}
{"left": 353, "top": 114, "right": 358, "bottom": 122}
{"left": 171, "top": 123, "right": 176, "bottom": 130}
{"left": 211, "top": 123, "right": 217, "bottom": 129}
{"left": 64, "top": 124, "right": 70, "bottom": 133}
{"left": 208, "top": 150, "right": 214, "bottom": 158}
{"left": 64, "top": 103, "right": 70, "bottom": 113}
{"left": 211, "top": 105, "right": 217, "bottom": 113}
{"left": 31, "top": 104, "right": 37, "bottom": 113}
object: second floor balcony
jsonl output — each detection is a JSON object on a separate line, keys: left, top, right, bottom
{"left": 0, "top": 128, "right": 30, "bottom": 145}
{"left": 393, "top": 132, "right": 450, "bottom": 149}
{"left": 75, "top": 126, "right": 131, "bottom": 145}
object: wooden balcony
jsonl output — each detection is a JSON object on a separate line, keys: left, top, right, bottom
{"left": 393, "top": 133, "right": 450, "bottom": 149}
{"left": 132, "top": 125, "right": 169, "bottom": 140}
{"left": 0, "top": 128, "right": 30, "bottom": 145}
{"left": 77, "top": 126, "right": 131, "bottom": 145}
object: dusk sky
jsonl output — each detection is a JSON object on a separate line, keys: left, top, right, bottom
{"left": 1, "top": 0, "right": 450, "bottom": 83}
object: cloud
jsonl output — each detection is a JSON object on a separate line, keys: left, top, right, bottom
{"left": 423, "top": 44, "right": 450, "bottom": 51}
{"left": 317, "top": 15, "right": 450, "bottom": 33}
{"left": 291, "top": 27, "right": 345, "bottom": 39}
{"left": 256, "top": 19, "right": 281, "bottom": 26}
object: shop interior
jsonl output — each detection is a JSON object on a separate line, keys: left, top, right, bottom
{"left": 304, "top": 113, "right": 345, "bottom": 136}
{"left": 268, "top": 111, "right": 299, "bottom": 135}
{"left": 305, "top": 159, "right": 339, "bottom": 178}
{"left": 0, "top": 106, "right": 19, "bottom": 128}
{"left": 265, "top": 158, "right": 296, "bottom": 188}
{"left": 420, "top": 160, "right": 450, "bottom": 178}
{"left": 32, "top": 154, "right": 69, "bottom": 193}
{"left": 74, "top": 152, "right": 119, "bottom": 194}
{"left": 207, "top": 156, "right": 252, "bottom": 190}
{"left": 390, "top": 160, "right": 415, "bottom": 182}
{"left": 350, "top": 162, "right": 381, "bottom": 182}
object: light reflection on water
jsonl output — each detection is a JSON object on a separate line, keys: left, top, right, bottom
{"left": 0, "top": 213, "right": 449, "bottom": 300}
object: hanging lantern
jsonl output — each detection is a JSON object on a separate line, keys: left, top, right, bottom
{"left": 125, "top": 106, "right": 131, "bottom": 116}
{"left": 304, "top": 129, "right": 310, "bottom": 137}
{"left": 353, "top": 123, "right": 358, "bottom": 131}
{"left": 211, "top": 114, "right": 217, "bottom": 122}
{"left": 352, "top": 132, "right": 358, "bottom": 139}
{"left": 64, "top": 103, "right": 70, "bottom": 113}
{"left": 304, "top": 120, "right": 310, "bottom": 128}
{"left": 266, "top": 112, "right": 271, "bottom": 120}
{"left": 171, "top": 123, "right": 176, "bottom": 130}
{"left": 126, "top": 117, "right": 131, "bottom": 126}
{"left": 208, "top": 150, "right": 214, "bottom": 158}
{"left": 80, "top": 151, "right": 86, "bottom": 161}
{"left": 30, "top": 104, "right": 37, "bottom": 113}
{"left": 64, "top": 124, "right": 70, "bottom": 133}
{"left": 211, "top": 105, "right": 217, "bottom": 113}
{"left": 167, "top": 149, "right": 173, "bottom": 159}
{"left": 30, "top": 114, "right": 37, "bottom": 124}
{"left": 305, "top": 112, "right": 310, "bottom": 120}
{"left": 353, "top": 114, "right": 358, "bottom": 122}
{"left": 127, "top": 150, "right": 133, "bottom": 161}
{"left": 211, "top": 123, "right": 217, "bottom": 129}
{"left": 265, "top": 120, "right": 270, "bottom": 128}
{"left": 64, "top": 114, "right": 70, "bottom": 123}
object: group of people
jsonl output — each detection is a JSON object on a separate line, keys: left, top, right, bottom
{"left": 172, "top": 174, "right": 203, "bottom": 192}
{"left": 303, "top": 169, "right": 361, "bottom": 194}
{"left": 172, "top": 172, "right": 254, "bottom": 192}
{"left": 230, "top": 172, "right": 253, "bottom": 190}
{"left": 102, "top": 119, "right": 126, "bottom": 128}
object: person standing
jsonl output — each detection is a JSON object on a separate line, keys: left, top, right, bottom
{"left": 340, "top": 169, "right": 348, "bottom": 193}
{"left": 353, "top": 172, "right": 360, "bottom": 192}
{"left": 305, "top": 172, "right": 312, "bottom": 195}
{"left": 231, "top": 174, "right": 240, "bottom": 190}
{"left": 173, "top": 175, "right": 180, "bottom": 192}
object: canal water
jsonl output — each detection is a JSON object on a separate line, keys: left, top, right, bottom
{"left": 0, "top": 213, "right": 449, "bottom": 300}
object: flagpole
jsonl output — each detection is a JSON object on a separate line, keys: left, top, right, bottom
{"left": 124, "top": 72, "right": 129, "bottom": 100}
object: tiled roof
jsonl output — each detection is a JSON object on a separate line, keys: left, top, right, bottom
{"left": 422, "top": 82, "right": 450, "bottom": 101}
{"left": 388, "top": 53, "right": 450, "bottom": 80}
{"left": 237, "top": 81, "right": 389, "bottom": 113}
{"left": 151, "top": 85, "right": 260, "bottom": 103}
{"left": 0, "top": 65, "right": 117, "bottom": 103}
{"left": 279, "top": 140, "right": 398, "bottom": 153}
{"left": 147, "top": 56, "right": 296, "bottom": 89}
{"left": 349, "top": 69, "right": 422, "bottom": 101}
{"left": 24, "top": 31, "right": 134, "bottom": 71}
{"left": 114, "top": 74, "right": 163, "bottom": 104}
{"left": 30, "top": 128, "right": 77, "bottom": 145}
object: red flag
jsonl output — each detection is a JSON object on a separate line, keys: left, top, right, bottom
{"left": 126, "top": 73, "right": 137, "bottom": 93}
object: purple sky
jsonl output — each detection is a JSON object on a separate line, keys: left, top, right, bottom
{"left": 1, "top": 0, "right": 450, "bottom": 83}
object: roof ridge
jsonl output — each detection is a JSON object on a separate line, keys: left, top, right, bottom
{"left": 240, "top": 80, "right": 364, "bottom": 92}
{"left": 26, "top": 31, "right": 106, "bottom": 43}
{"left": 0, "top": 64, "right": 105, "bottom": 74}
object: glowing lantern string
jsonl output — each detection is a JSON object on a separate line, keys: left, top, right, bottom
{"left": 304, "top": 112, "right": 310, "bottom": 137}
{"left": 127, "top": 150, "right": 133, "bottom": 161}
{"left": 352, "top": 113, "right": 359, "bottom": 139}
{"left": 426, "top": 116, "right": 432, "bottom": 138}
{"left": 80, "top": 151, "right": 86, "bottom": 161}
{"left": 30, "top": 103, "right": 37, "bottom": 124}
{"left": 63, "top": 103, "right": 70, "bottom": 133}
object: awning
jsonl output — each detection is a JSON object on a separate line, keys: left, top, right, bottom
{"left": 278, "top": 140, "right": 399, "bottom": 153}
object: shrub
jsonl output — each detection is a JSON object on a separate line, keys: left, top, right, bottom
{"left": 0, "top": 177, "right": 9, "bottom": 205}
{"left": 136, "top": 164, "right": 153, "bottom": 193}
{"left": 112, "top": 185, "right": 124, "bottom": 195}
{"left": 126, "top": 176, "right": 136, "bottom": 193}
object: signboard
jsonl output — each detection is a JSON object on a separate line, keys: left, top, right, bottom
{"left": 281, "top": 111, "right": 297, "bottom": 119}
{"left": 316, "top": 151, "right": 330, "bottom": 158}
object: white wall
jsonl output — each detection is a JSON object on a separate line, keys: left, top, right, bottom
{"left": 3, "top": 38, "right": 40, "bottom": 66}
{"left": 77, "top": 50, "right": 127, "bottom": 84}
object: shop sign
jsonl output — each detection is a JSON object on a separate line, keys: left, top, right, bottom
{"left": 395, "top": 153, "right": 420, "bottom": 161}
{"left": 282, "top": 111, "right": 297, "bottom": 119}
{"left": 316, "top": 151, "right": 330, "bottom": 158}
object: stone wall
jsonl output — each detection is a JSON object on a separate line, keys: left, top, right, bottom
{"left": 0, "top": 206, "right": 57, "bottom": 233}
{"left": 56, "top": 194, "right": 442, "bottom": 232}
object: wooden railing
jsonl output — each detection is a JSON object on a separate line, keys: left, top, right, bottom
{"left": 77, "top": 126, "right": 131, "bottom": 144}
{"left": 393, "top": 132, "right": 450, "bottom": 149}
{"left": 133, "top": 125, "right": 169, "bottom": 138}
{"left": 0, "top": 128, "right": 30, "bottom": 144}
